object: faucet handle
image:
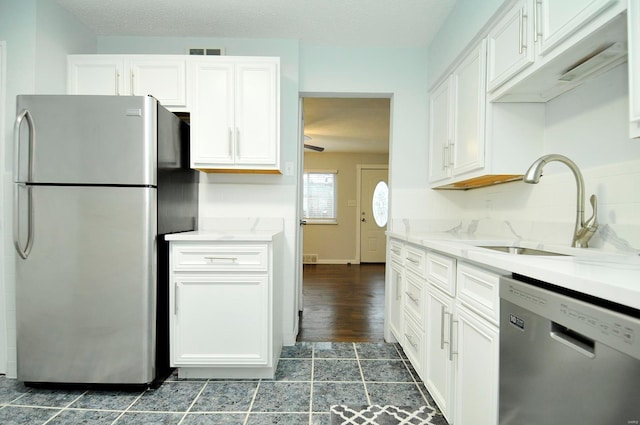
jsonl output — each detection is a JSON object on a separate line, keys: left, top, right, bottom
{"left": 585, "top": 194, "right": 598, "bottom": 228}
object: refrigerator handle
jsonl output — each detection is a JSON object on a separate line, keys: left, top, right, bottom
{"left": 13, "top": 108, "right": 36, "bottom": 260}
{"left": 13, "top": 108, "right": 35, "bottom": 182}
{"left": 13, "top": 183, "right": 34, "bottom": 260}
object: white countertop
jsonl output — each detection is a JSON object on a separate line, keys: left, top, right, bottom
{"left": 165, "top": 230, "right": 282, "bottom": 242}
{"left": 387, "top": 231, "right": 640, "bottom": 311}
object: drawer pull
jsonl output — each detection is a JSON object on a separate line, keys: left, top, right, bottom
{"left": 405, "top": 334, "right": 418, "bottom": 349}
{"left": 406, "top": 257, "right": 420, "bottom": 265}
{"left": 391, "top": 249, "right": 401, "bottom": 255}
{"left": 204, "top": 256, "right": 238, "bottom": 264}
{"left": 441, "top": 306, "right": 449, "bottom": 350}
{"left": 405, "top": 291, "right": 419, "bottom": 303}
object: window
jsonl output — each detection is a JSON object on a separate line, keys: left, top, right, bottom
{"left": 303, "top": 170, "right": 337, "bottom": 224}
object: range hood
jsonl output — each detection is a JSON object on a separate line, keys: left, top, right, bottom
{"left": 492, "top": 13, "right": 628, "bottom": 103}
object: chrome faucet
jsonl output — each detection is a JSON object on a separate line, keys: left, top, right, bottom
{"left": 523, "top": 154, "right": 598, "bottom": 248}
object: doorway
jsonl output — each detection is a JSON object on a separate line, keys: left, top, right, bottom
{"left": 297, "top": 94, "right": 391, "bottom": 341}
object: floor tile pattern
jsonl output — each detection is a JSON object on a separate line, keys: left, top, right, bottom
{"left": 0, "top": 342, "right": 448, "bottom": 425}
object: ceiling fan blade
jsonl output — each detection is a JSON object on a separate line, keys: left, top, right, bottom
{"left": 304, "top": 144, "right": 325, "bottom": 152}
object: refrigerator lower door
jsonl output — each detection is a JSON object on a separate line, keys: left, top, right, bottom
{"left": 16, "top": 185, "right": 157, "bottom": 384}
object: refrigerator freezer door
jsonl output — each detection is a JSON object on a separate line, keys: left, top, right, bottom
{"left": 15, "top": 95, "right": 157, "bottom": 186}
{"left": 16, "top": 186, "right": 157, "bottom": 384}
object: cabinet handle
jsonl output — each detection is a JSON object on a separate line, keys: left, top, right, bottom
{"left": 235, "top": 128, "right": 240, "bottom": 158}
{"left": 406, "top": 257, "right": 419, "bottom": 265}
{"left": 450, "top": 319, "right": 458, "bottom": 361}
{"left": 204, "top": 256, "right": 238, "bottom": 263}
{"left": 391, "top": 249, "right": 401, "bottom": 255}
{"left": 519, "top": 6, "right": 529, "bottom": 54}
{"left": 448, "top": 143, "right": 455, "bottom": 167}
{"left": 115, "top": 71, "right": 120, "bottom": 96}
{"left": 130, "top": 71, "right": 135, "bottom": 95}
{"left": 519, "top": 6, "right": 524, "bottom": 54}
{"left": 442, "top": 145, "right": 448, "bottom": 170}
{"left": 174, "top": 283, "right": 179, "bottom": 315}
{"left": 405, "top": 291, "right": 419, "bottom": 303}
{"left": 405, "top": 334, "right": 418, "bottom": 349}
{"left": 228, "top": 128, "right": 233, "bottom": 157}
{"left": 396, "top": 274, "right": 402, "bottom": 300}
{"left": 533, "top": 0, "right": 541, "bottom": 42}
{"left": 440, "top": 306, "right": 449, "bottom": 349}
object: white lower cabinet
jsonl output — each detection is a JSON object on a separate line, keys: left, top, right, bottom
{"left": 424, "top": 285, "right": 455, "bottom": 421}
{"left": 387, "top": 256, "right": 404, "bottom": 341}
{"left": 167, "top": 235, "right": 282, "bottom": 379}
{"left": 422, "top": 254, "right": 501, "bottom": 425}
{"left": 453, "top": 304, "right": 499, "bottom": 425}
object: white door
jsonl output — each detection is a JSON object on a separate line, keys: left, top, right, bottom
{"left": 360, "top": 167, "right": 388, "bottom": 263}
{"left": 67, "top": 56, "right": 123, "bottom": 96}
{"left": 129, "top": 58, "right": 187, "bottom": 108}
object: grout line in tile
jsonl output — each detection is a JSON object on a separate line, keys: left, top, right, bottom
{"left": 354, "top": 342, "right": 371, "bottom": 405}
{"left": 242, "top": 379, "right": 261, "bottom": 425}
{"left": 308, "top": 343, "right": 316, "bottom": 425}
{"left": 177, "top": 380, "right": 209, "bottom": 425}
{"left": 110, "top": 389, "right": 148, "bottom": 425}
{"left": 39, "top": 390, "right": 87, "bottom": 425}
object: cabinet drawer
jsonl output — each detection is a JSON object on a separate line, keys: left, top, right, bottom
{"left": 405, "top": 245, "right": 426, "bottom": 277}
{"left": 456, "top": 263, "right": 500, "bottom": 324}
{"left": 389, "top": 239, "right": 404, "bottom": 264}
{"left": 403, "top": 313, "right": 424, "bottom": 377}
{"left": 404, "top": 273, "right": 424, "bottom": 325}
{"left": 426, "top": 252, "right": 456, "bottom": 296}
{"left": 172, "top": 244, "right": 268, "bottom": 272}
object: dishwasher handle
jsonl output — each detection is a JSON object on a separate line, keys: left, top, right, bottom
{"left": 550, "top": 322, "right": 596, "bottom": 359}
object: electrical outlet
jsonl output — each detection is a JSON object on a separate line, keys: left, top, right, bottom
{"left": 284, "top": 162, "right": 294, "bottom": 176}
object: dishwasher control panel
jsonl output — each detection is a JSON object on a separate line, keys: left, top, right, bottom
{"left": 500, "top": 276, "right": 640, "bottom": 361}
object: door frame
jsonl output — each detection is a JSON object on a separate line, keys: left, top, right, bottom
{"left": 356, "top": 164, "right": 389, "bottom": 263}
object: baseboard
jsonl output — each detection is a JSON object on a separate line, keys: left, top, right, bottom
{"left": 305, "top": 259, "right": 360, "bottom": 265}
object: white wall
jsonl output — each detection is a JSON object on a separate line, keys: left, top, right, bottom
{"left": 299, "top": 44, "right": 430, "bottom": 223}
{"left": 303, "top": 152, "right": 389, "bottom": 263}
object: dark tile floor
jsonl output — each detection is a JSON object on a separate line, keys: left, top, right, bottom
{"left": 0, "top": 342, "right": 448, "bottom": 425}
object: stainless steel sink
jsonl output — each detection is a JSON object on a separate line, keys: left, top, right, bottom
{"left": 478, "top": 246, "right": 570, "bottom": 256}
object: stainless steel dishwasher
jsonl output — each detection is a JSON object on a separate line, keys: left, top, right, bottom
{"left": 499, "top": 274, "right": 640, "bottom": 425}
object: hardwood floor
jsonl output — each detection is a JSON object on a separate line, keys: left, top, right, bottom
{"left": 297, "top": 263, "right": 386, "bottom": 342}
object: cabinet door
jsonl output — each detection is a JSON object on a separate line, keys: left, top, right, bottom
{"left": 486, "top": 0, "right": 535, "bottom": 92}
{"left": 388, "top": 260, "right": 404, "bottom": 341}
{"left": 129, "top": 59, "right": 187, "bottom": 107}
{"left": 537, "top": 0, "right": 617, "bottom": 56}
{"left": 451, "top": 40, "right": 486, "bottom": 177}
{"left": 428, "top": 77, "right": 452, "bottom": 183}
{"left": 171, "top": 275, "right": 270, "bottom": 366}
{"left": 191, "top": 62, "right": 235, "bottom": 167}
{"left": 454, "top": 306, "right": 499, "bottom": 425}
{"left": 424, "top": 287, "right": 454, "bottom": 422}
{"left": 67, "top": 56, "right": 123, "bottom": 96}
{"left": 630, "top": 0, "right": 640, "bottom": 139}
{"left": 234, "top": 62, "right": 279, "bottom": 167}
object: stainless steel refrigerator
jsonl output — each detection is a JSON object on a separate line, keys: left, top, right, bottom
{"left": 13, "top": 95, "right": 198, "bottom": 386}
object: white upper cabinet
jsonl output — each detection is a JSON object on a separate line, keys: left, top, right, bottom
{"left": 68, "top": 55, "right": 188, "bottom": 110}
{"left": 429, "top": 40, "right": 486, "bottom": 185}
{"left": 487, "top": 0, "right": 535, "bottom": 92}
{"left": 190, "top": 57, "right": 280, "bottom": 172}
{"left": 428, "top": 77, "right": 453, "bottom": 183}
{"left": 68, "top": 57, "right": 123, "bottom": 96}
{"left": 487, "top": 0, "right": 626, "bottom": 101}
{"left": 629, "top": 0, "right": 640, "bottom": 139}
{"left": 128, "top": 58, "right": 187, "bottom": 107}
{"left": 536, "top": 0, "right": 617, "bottom": 56}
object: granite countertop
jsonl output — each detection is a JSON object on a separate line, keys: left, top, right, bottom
{"left": 165, "top": 230, "right": 283, "bottom": 242}
{"left": 387, "top": 231, "right": 640, "bottom": 311}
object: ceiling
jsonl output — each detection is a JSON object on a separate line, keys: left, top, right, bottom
{"left": 56, "top": 0, "right": 457, "bottom": 48}
{"left": 303, "top": 98, "right": 391, "bottom": 154}
{"left": 55, "top": 0, "right": 457, "bottom": 154}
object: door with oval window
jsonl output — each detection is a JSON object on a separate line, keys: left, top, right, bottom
{"left": 360, "top": 167, "right": 388, "bottom": 263}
